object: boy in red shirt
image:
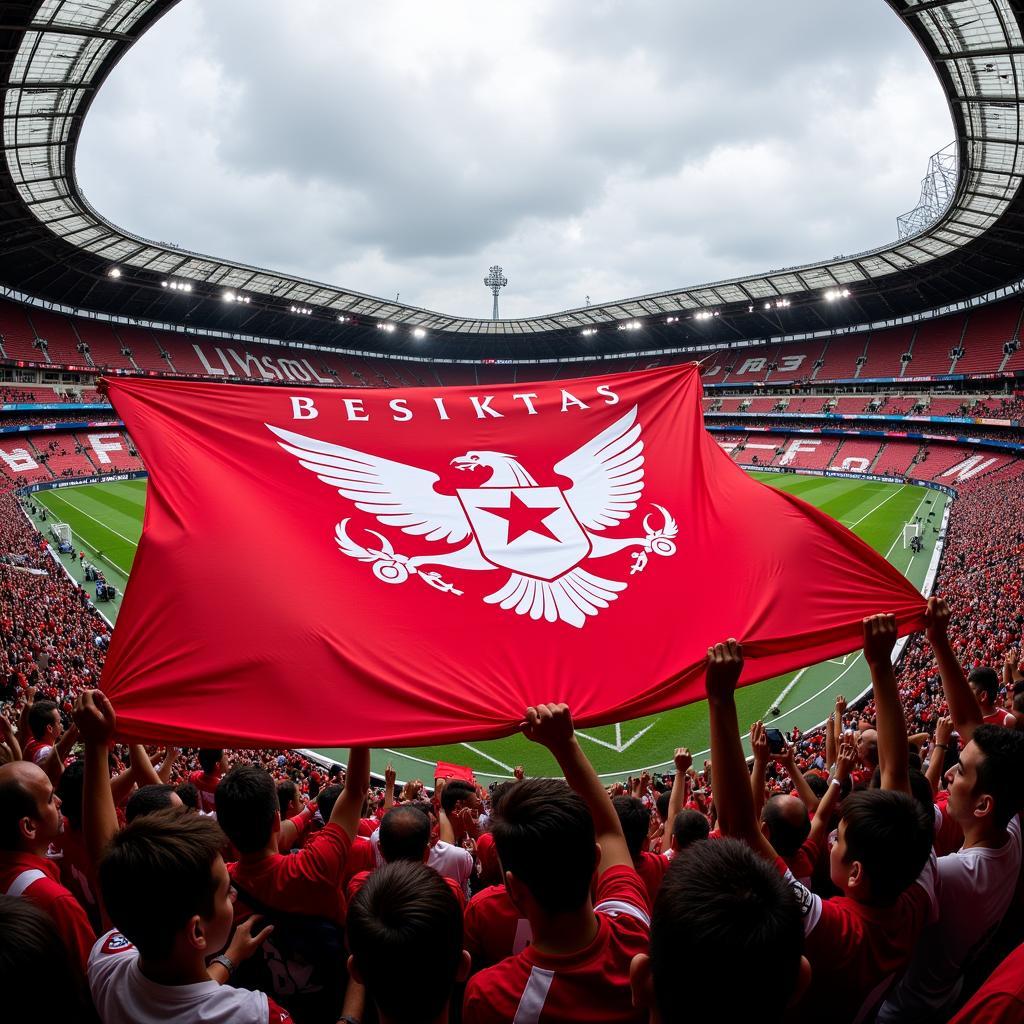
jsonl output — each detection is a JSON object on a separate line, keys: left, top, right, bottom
{"left": 701, "top": 624, "right": 936, "bottom": 1024}
{"left": 188, "top": 748, "right": 229, "bottom": 814}
{"left": 463, "top": 704, "right": 649, "bottom": 1024}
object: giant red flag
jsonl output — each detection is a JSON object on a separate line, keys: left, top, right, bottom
{"left": 100, "top": 365, "right": 924, "bottom": 746}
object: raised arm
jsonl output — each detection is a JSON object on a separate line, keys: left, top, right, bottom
{"left": 0, "top": 714, "right": 21, "bottom": 763}
{"left": 705, "top": 640, "right": 778, "bottom": 863}
{"left": 806, "top": 741, "right": 854, "bottom": 846}
{"left": 863, "top": 614, "right": 910, "bottom": 794}
{"left": 330, "top": 747, "right": 371, "bottom": 841}
{"left": 522, "top": 703, "right": 632, "bottom": 873}
{"left": 383, "top": 762, "right": 396, "bottom": 811}
{"left": 925, "top": 597, "right": 983, "bottom": 741}
{"left": 926, "top": 716, "right": 953, "bottom": 796}
{"left": 776, "top": 741, "right": 820, "bottom": 814}
{"left": 749, "top": 722, "right": 770, "bottom": 819}
{"left": 72, "top": 690, "right": 120, "bottom": 869}
{"left": 665, "top": 747, "right": 692, "bottom": 834}
{"left": 827, "top": 694, "right": 845, "bottom": 770}
{"left": 155, "top": 745, "right": 179, "bottom": 783}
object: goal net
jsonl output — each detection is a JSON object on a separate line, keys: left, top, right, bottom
{"left": 50, "top": 522, "right": 72, "bottom": 548}
{"left": 902, "top": 522, "right": 920, "bottom": 549}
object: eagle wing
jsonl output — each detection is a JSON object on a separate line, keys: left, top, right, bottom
{"left": 553, "top": 405, "right": 644, "bottom": 531}
{"left": 267, "top": 424, "right": 471, "bottom": 544}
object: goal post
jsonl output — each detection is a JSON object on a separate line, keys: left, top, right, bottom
{"left": 902, "top": 522, "right": 920, "bottom": 549}
{"left": 49, "top": 522, "right": 72, "bottom": 548}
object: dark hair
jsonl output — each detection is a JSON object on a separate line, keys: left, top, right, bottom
{"left": 971, "top": 725, "right": 1024, "bottom": 829}
{"left": 612, "top": 796, "right": 651, "bottom": 861}
{"left": 803, "top": 773, "right": 829, "bottom": 800}
{"left": 348, "top": 862, "right": 463, "bottom": 1021}
{"left": 56, "top": 759, "right": 85, "bottom": 830}
{"left": 126, "top": 784, "right": 179, "bottom": 824}
{"left": 439, "top": 780, "right": 475, "bottom": 816}
{"left": 27, "top": 700, "right": 58, "bottom": 740}
{"left": 490, "top": 778, "right": 596, "bottom": 914}
{"left": 839, "top": 790, "right": 932, "bottom": 905}
{"left": 969, "top": 667, "right": 1000, "bottom": 704}
{"left": 655, "top": 791, "right": 671, "bottom": 822}
{"left": 0, "top": 771, "right": 37, "bottom": 851}
{"left": 0, "top": 896, "right": 96, "bottom": 1020}
{"left": 379, "top": 805, "right": 431, "bottom": 863}
{"left": 215, "top": 764, "right": 278, "bottom": 853}
{"left": 98, "top": 809, "right": 225, "bottom": 959}
{"left": 277, "top": 780, "right": 298, "bottom": 818}
{"left": 761, "top": 795, "right": 811, "bottom": 858}
{"left": 175, "top": 782, "right": 200, "bottom": 811}
{"left": 650, "top": 839, "right": 803, "bottom": 1023}
{"left": 317, "top": 783, "right": 342, "bottom": 821}
{"left": 671, "top": 809, "right": 710, "bottom": 851}
{"left": 197, "top": 748, "right": 223, "bottom": 774}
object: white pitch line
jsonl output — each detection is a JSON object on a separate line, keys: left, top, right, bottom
{"left": 767, "top": 484, "right": 932, "bottom": 719}
{"left": 460, "top": 743, "right": 515, "bottom": 773}
{"left": 39, "top": 489, "right": 140, "bottom": 550}
{"left": 842, "top": 483, "right": 907, "bottom": 529}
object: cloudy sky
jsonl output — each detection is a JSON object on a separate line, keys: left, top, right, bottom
{"left": 77, "top": 0, "right": 952, "bottom": 320}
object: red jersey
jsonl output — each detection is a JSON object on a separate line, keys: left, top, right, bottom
{"left": 463, "top": 865, "right": 650, "bottom": 1024}
{"left": 933, "top": 793, "right": 965, "bottom": 857}
{"left": 188, "top": 769, "right": 222, "bottom": 814}
{"left": 984, "top": 708, "right": 1016, "bottom": 729}
{"left": 228, "top": 823, "right": 351, "bottom": 925}
{"left": 948, "top": 940, "right": 1024, "bottom": 1023}
{"left": 464, "top": 883, "right": 532, "bottom": 972}
{"left": 357, "top": 817, "right": 380, "bottom": 837}
{"left": 633, "top": 850, "right": 669, "bottom": 907}
{"left": 22, "top": 737, "right": 53, "bottom": 767}
{"left": 0, "top": 850, "right": 96, "bottom": 970}
{"left": 53, "top": 819, "right": 101, "bottom": 930}
{"left": 785, "top": 832, "right": 824, "bottom": 888}
{"left": 346, "top": 867, "right": 465, "bottom": 909}
{"left": 786, "top": 855, "right": 937, "bottom": 1024}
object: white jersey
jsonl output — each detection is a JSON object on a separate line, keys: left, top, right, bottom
{"left": 878, "top": 815, "right": 1022, "bottom": 1022}
{"left": 88, "top": 931, "right": 281, "bottom": 1024}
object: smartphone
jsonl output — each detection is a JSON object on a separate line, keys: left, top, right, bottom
{"left": 765, "top": 728, "right": 786, "bottom": 754}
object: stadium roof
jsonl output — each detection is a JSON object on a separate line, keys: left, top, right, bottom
{"left": 1, "top": 0, "right": 1024, "bottom": 359}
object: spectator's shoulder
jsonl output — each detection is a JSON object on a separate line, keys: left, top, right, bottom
{"left": 594, "top": 864, "right": 650, "bottom": 925}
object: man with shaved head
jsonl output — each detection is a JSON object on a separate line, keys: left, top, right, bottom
{"left": 0, "top": 759, "right": 95, "bottom": 970}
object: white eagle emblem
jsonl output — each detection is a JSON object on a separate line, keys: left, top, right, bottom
{"left": 267, "top": 405, "right": 677, "bottom": 628}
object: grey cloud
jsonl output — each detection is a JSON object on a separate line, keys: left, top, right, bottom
{"left": 76, "top": 0, "right": 952, "bottom": 318}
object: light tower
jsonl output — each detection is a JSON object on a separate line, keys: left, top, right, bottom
{"left": 484, "top": 265, "right": 507, "bottom": 320}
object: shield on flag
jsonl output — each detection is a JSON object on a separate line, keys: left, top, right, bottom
{"left": 457, "top": 486, "right": 592, "bottom": 579}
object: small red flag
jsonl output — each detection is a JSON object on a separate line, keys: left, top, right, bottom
{"left": 100, "top": 366, "right": 924, "bottom": 746}
{"left": 435, "top": 762, "right": 476, "bottom": 785}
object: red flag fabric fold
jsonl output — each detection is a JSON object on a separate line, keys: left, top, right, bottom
{"left": 100, "top": 365, "right": 924, "bottom": 746}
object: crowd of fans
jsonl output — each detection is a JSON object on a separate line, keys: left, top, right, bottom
{"left": 1, "top": 446, "right": 1023, "bottom": 1021}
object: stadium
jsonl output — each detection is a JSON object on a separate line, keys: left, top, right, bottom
{"left": 1, "top": 1, "right": 1023, "bottom": 1022}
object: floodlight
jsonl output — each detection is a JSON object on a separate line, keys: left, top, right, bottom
{"left": 108, "top": 267, "right": 121, "bottom": 279}
{"left": 412, "top": 327, "right": 426, "bottom": 339}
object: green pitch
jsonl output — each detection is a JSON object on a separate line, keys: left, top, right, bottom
{"left": 32, "top": 473, "right": 947, "bottom": 782}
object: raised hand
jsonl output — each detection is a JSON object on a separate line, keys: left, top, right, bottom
{"left": 705, "top": 639, "right": 744, "bottom": 704}
{"left": 862, "top": 613, "right": 898, "bottom": 669}
{"left": 73, "top": 689, "right": 117, "bottom": 746}
{"left": 924, "top": 596, "right": 950, "bottom": 645}
{"left": 934, "top": 715, "right": 954, "bottom": 748}
{"left": 513, "top": 765, "right": 525, "bottom": 781}
{"left": 384, "top": 762, "right": 396, "bottom": 788}
{"left": 521, "top": 703, "right": 574, "bottom": 750}
{"left": 673, "top": 747, "right": 692, "bottom": 773}
{"left": 835, "top": 693, "right": 847, "bottom": 716}
{"left": 750, "top": 721, "right": 769, "bottom": 761}
{"left": 835, "top": 740, "right": 856, "bottom": 782}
